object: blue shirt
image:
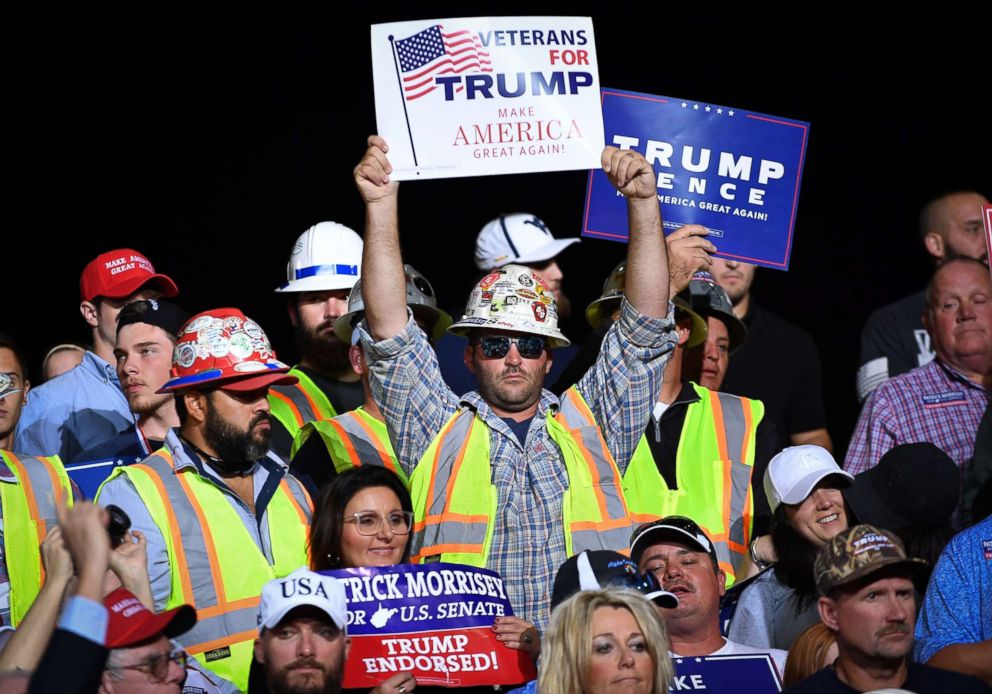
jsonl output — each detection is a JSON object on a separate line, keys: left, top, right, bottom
{"left": 14, "top": 351, "right": 133, "bottom": 462}
{"left": 914, "top": 516, "right": 992, "bottom": 663}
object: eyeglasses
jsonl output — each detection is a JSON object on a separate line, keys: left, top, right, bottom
{"left": 471, "top": 335, "right": 547, "bottom": 359}
{"left": 110, "top": 648, "right": 187, "bottom": 683}
{"left": 344, "top": 511, "right": 414, "bottom": 536}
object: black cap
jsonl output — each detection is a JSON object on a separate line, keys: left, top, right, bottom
{"left": 843, "top": 443, "right": 959, "bottom": 529}
{"left": 116, "top": 299, "right": 190, "bottom": 339}
{"left": 679, "top": 272, "right": 747, "bottom": 353}
{"left": 630, "top": 516, "right": 720, "bottom": 568}
{"left": 550, "top": 550, "right": 678, "bottom": 611}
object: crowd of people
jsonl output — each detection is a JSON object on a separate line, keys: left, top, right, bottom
{"left": 0, "top": 135, "right": 988, "bottom": 694}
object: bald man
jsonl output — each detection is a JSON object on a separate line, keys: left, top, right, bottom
{"left": 858, "top": 191, "right": 989, "bottom": 401}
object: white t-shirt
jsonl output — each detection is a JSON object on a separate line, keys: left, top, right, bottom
{"left": 672, "top": 638, "right": 788, "bottom": 680}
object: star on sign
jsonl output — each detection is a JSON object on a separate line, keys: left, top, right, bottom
{"left": 681, "top": 102, "right": 687, "bottom": 108}
{"left": 705, "top": 105, "right": 711, "bottom": 112}
{"left": 693, "top": 104, "right": 699, "bottom": 110}
{"left": 716, "top": 108, "right": 723, "bottom": 114}
{"left": 729, "top": 110, "right": 735, "bottom": 116}
{"left": 695, "top": 657, "right": 702, "bottom": 662}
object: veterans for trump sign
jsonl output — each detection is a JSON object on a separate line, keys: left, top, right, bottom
{"left": 322, "top": 564, "right": 536, "bottom": 689}
{"left": 371, "top": 17, "right": 605, "bottom": 180}
{"left": 583, "top": 89, "right": 810, "bottom": 270}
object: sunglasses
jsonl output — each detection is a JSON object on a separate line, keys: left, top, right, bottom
{"left": 472, "top": 335, "right": 547, "bottom": 359}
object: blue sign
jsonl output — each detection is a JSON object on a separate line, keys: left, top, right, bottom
{"left": 671, "top": 653, "right": 781, "bottom": 693}
{"left": 583, "top": 89, "right": 810, "bottom": 270}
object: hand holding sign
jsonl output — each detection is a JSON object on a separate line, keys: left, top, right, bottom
{"left": 667, "top": 225, "right": 716, "bottom": 295}
{"left": 354, "top": 135, "right": 398, "bottom": 204}
{"left": 492, "top": 616, "right": 541, "bottom": 660}
{"left": 602, "top": 146, "right": 657, "bottom": 200}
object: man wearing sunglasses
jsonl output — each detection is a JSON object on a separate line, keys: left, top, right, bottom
{"left": 353, "top": 135, "right": 708, "bottom": 631}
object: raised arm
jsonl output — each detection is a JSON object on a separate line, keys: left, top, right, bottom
{"left": 354, "top": 135, "right": 407, "bottom": 340}
{"left": 602, "top": 147, "right": 668, "bottom": 317}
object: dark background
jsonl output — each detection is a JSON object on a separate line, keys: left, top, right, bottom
{"left": 7, "top": 7, "right": 988, "bottom": 457}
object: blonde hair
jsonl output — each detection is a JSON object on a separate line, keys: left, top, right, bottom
{"left": 537, "top": 588, "right": 673, "bottom": 694}
{"left": 783, "top": 622, "right": 837, "bottom": 686}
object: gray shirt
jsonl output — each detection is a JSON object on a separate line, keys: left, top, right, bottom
{"left": 727, "top": 568, "right": 821, "bottom": 651}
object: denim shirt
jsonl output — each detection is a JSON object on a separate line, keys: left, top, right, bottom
{"left": 15, "top": 351, "right": 132, "bottom": 461}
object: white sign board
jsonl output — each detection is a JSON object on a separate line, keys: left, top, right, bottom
{"left": 371, "top": 17, "right": 605, "bottom": 180}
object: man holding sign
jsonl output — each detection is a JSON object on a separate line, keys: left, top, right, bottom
{"left": 353, "top": 135, "right": 699, "bottom": 630}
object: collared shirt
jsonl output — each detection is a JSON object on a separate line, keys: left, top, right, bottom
{"left": 14, "top": 351, "right": 133, "bottom": 462}
{"left": 361, "top": 298, "right": 676, "bottom": 630}
{"left": 845, "top": 360, "right": 990, "bottom": 482}
{"left": 96, "top": 429, "right": 289, "bottom": 611}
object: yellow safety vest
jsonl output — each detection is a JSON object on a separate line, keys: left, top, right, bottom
{"left": 291, "top": 407, "right": 407, "bottom": 486}
{"left": 410, "top": 387, "right": 634, "bottom": 565}
{"left": 0, "top": 450, "right": 73, "bottom": 626}
{"left": 623, "top": 383, "right": 763, "bottom": 585}
{"left": 268, "top": 367, "right": 337, "bottom": 441}
{"left": 97, "top": 447, "right": 312, "bottom": 691}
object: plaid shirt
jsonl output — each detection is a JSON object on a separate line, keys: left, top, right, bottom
{"left": 845, "top": 360, "right": 990, "bottom": 483}
{"left": 361, "top": 298, "right": 676, "bottom": 630}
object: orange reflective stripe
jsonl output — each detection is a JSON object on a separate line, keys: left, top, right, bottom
{"left": 740, "top": 400, "right": 754, "bottom": 464}
{"left": 739, "top": 402, "right": 754, "bottom": 544}
{"left": 144, "top": 460, "right": 195, "bottom": 606}
{"left": 351, "top": 413, "right": 396, "bottom": 471}
{"left": 329, "top": 420, "right": 362, "bottom": 467}
{"left": 39, "top": 456, "right": 66, "bottom": 510}
{"left": 630, "top": 512, "right": 663, "bottom": 524}
{"left": 270, "top": 390, "right": 304, "bottom": 427}
{"left": 295, "top": 384, "right": 323, "bottom": 423}
{"left": 415, "top": 511, "right": 489, "bottom": 532}
{"left": 175, "top": 472, "right": 227, "bottom": 606}
{"left": 5, "top": 452, "right": 45, "bottom": 583}
{"left": 280, "top": 479, "right": 310, "bottom": 525}
{"left": 196, "top": 596, "right": 260, "bottom": 620}
{"left": 186, "top": 629, "right": 259, "bottom": 656}
{"left": 423, "top": 414, "right": 466, "bottom": 525}
{"left": 412, "top": 542, "right": 484, "bottom": 559}
{"left": 570, "top": 516, "right": 633, "bottom": 532}
{"left": 708, "top": 392, "right": 737, "bottom": 549}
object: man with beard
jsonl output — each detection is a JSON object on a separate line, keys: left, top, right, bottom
{"left": 782, "top": 524, "right": 988, "bottom": 692}
{"left": 97, "top": 308, "right": 314, "bottom": 691}
{"left": 269, "top": 222, "right": 366, "bottom": 462}
{"left": 630, "top": 517, "right": 787, "bottom": 675}
{"left": 253, "top": 569, "right": 350, "bottom": 694}
{"left": 70, "top": 299, "right": 189, "bottom": 497}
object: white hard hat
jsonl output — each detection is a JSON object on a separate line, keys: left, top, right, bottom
{"left": 334, "top": 264, "right": 452, "bottom": 343}
{"left": 448, "top": 264, "right": 570, "bottom": 347}
{"left": 474, "top": 213, "right": 580, "bottom": 271}
{"left": 275, "top": 222, "right": 363, "bottom": 293}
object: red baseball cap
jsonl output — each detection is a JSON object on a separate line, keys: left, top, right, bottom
{"left": 80, "top": 249, "right": 179, "bottom": 303}
{"left": 104, "top": 588, "right": 196, "bottom": 649}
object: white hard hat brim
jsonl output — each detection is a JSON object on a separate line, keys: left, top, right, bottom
{"left": 477, "top": 237, "right": 580, "bottom": 271}
{"left": 274, "top": 274, "right": 360, "bottom": 294}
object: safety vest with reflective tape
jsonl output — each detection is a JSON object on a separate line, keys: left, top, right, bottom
{"left": 291, "top": 407, "right": 407, "bottom": 486}
{"left": 0, "top": 450, "right": 73, "bottom": 626}
{"left": 410, "top": 387, "right": 634, "bottom": 565}
{"left": 268, "top": 367, "right": 337, "bottom": 441}
{"left": 97, "top": 447, "right": 312, "bottom": 691}
{"left": 623, "top": 383, "right": 763, "bottom": 586}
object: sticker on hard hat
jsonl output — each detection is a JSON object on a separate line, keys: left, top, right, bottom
{"left": 243, "top": 321, "right": 264, "bottom": 339}
{"left": 207, "top": 336, "right": 231, "bottom": 358}
{"left": 229, "top": 333, "right": 254, "bottom": 359}
{"left": 532, "top": 303, "right": 547, "bottom": 322}
{"left": 234, "top": 361, "right": 268, "bottom": 373}
{"left": 175, "top": 344, "right": 197, "bottom": 369}
{"left": 516, "top": 289, "right": 538, "bottom": 301}
{"left": 479, "top": 273, "right": 500, "bottom": 290}
{"left": 517, "top": 274, "right": 534, "bottom": 287}
{"left": 183, "top": 316, "right": 215, "bottom": 334}
{"left": 504, "top": 296, "right": 519, "bottom": 306}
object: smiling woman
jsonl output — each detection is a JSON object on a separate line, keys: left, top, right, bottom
{"left": 727, "top": 445, "right": 855, "bottom": 651}
{"left": 309, "top": 466, "right": 414, "bottom": 570}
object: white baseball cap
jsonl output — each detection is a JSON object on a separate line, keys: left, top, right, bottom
{"left": 764, "top": 445, "right": 854, "bottom": 513}
{"left": 474, "top": 213, "right": 580, "bottom": 271}
{"left": 258, "top": 568, "right": 348, "bottom": 633}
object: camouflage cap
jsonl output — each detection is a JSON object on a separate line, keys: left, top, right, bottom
{"left": 814, "top": 524, "right": 928, "bottom": 596}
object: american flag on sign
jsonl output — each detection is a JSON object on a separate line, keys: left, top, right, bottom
{"left": 393, "top": 24, "right": 492, "bottom": 101}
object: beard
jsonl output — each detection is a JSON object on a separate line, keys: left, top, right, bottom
{"left": 203, "top": 405, "right": 270, "bottom": 473}
{"left": 267, "top": 659, "right": 342, "bottom": 694}
{"left": 294, "top": 319, "right": 351, "bottom": 374}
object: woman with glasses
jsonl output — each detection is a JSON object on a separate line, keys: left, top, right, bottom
{"left": 309, "top": 466, "right": 414, "bottom": 570}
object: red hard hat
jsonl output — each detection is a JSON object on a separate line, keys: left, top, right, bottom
{"left": 158, "top": 308, "right": 298, "bottom": 393}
